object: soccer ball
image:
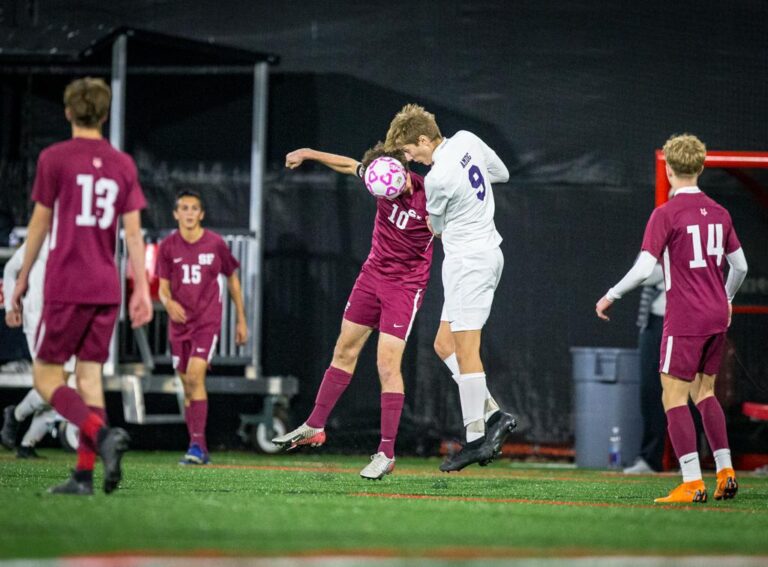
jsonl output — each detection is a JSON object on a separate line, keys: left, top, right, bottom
{"left": 364, "top": 156, "right": 407, "bottom": 199}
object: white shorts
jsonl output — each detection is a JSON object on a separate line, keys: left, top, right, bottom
{"left": 440, "top": 247, "right": 503, "bottom": 332}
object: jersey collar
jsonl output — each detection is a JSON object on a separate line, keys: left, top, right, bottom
{"left": 672, "top": 186, "right": 701, "bottom": 196}
{"left": 431, "top": 137, "right": 449, "bottom": 163}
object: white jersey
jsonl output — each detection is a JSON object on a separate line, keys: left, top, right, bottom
{"left": 3, "top": 237, "right": 49, "bottom": 337}
{"left": 425, "top": 130, "right": 509, "bottom": 256}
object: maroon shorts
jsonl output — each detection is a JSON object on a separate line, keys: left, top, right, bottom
{"left": 659, "top": 332, "right": 726, "bottom": 381}
{"left": 35, "top": 302, "right": 118, "bottom": 364}
{"left": 343, "top": 270, "right": 425, "bottom": 341}
{"left": 170, "top": 326, "right": 218, "bottom": 374}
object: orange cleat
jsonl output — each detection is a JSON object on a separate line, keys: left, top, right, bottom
{"left": 654, "top": 479, "right": 708, "bottom": 504}
{"left": 714, "top": 468, "right": 738, "bottom": 500}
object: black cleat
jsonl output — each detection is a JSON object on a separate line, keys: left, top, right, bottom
{"left": 97, "top": 427, "right": 130, "bottom": 494}
{"left": 48, "top": 470, "right": 94, "bottom": 495}
{"left": 16, "top": 445, "right": 42, "bottom": 459}
{"left": 1, "top": 405, "right": 19, "bottom": 450}
{"left": 440, "top": 437, "right": 496, "bottom": 473}
{"left": 479, "top": 411, "right": 517, "bottom": 466}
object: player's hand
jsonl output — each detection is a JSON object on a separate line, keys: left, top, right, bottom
{"left": 129, "top": 288, "right": 153, "bottom": 328}
{"left": 285, "top": 148, "right": 310, "bottom": 169}
{"left": 5, "top": 309, "right": 21, "bottom": 328}
{"left": 165, "top": 299, "right": 187, "bottom": 324}
{"left": 727, "top": 303, "right": 732, "bottom": 327}
{"left": 11, "top": 274, "right": 28, "bottom": 313}
{"left": 236, "top": 319, "right": 248, "bottom": 345}
{"left": 595, "top": 295, "right": 614, "bottom": 321}
{"left": 426, "top": 216, "right": 440, "bottom": 237}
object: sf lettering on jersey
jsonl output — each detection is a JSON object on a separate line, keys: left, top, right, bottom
{"left": 157, "top": 230, "right": 240, "bottom": 333}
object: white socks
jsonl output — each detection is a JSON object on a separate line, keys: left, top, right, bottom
{"left": 713, "top": 448, "right": 733, "bottom": 472}
{"left": 14, "top": 388, "right": 46, "bottom": 421}
{"left": 679, "top": 451, "right": 702, "bottom": 483}
{"left": 442, "top": 354, "right": 499, "bottom": 422}
{"left": 458, "top": 372, "right": 487, "bottom": 443}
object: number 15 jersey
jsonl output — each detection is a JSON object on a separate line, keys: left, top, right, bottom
{"left": 641, "top": 187, "right": 742, "bottom": 336}
{"left": 31, "top": 138, "right": 147, "bottom": 305}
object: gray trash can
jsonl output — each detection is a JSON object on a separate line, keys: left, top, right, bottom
{"left": 570, "top": 347, "right": 643, "bottom": 468}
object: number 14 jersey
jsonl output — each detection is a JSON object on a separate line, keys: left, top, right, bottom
{"left": 641, "top": 187, "right": 742, "bottom": 336}
{"left": 31, "top": 138, "right": 147, "bottom": 305}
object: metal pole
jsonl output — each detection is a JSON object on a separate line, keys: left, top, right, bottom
{"left": 105, "top": 33, "right": 127, "bottom": 377}
{"left": 249, "top": 62, "right": 269, "bottom": 379}
{"left": 109, "top": 34, "right": 127, "bottom": 151}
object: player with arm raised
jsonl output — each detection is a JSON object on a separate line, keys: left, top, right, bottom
{"left": 11, "top": 77, "right": 153, "bottom": 495}
{"left": 157, "top": 190, "right": 247, "bottom": 465}
{"left": 274, "top": 143, "right": 431, "bottom": 480}
{"left": 385, "top": 104, "right": 517, "bottom": 472}
{"left": 596, "top": 134, "right": 748, "bottom": 503}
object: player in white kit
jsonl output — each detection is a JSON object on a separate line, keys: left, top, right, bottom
{"left": 2, "top": 237, "right": 77, "bottom": 457}
{"left": 385, "top": 104, "right": 516, "bottom": 471}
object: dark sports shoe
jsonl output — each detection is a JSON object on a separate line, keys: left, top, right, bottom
{"left": 97, "top": 427, "right": 130, "bottom": 494}
{"left": 48, "top": 470, "right": 94, "bottom": 496}
{"left": 440, "top": 437, "right": 496, "bottom": 473}
{"left": 479, "top": 411, "right": 517, "bottom": 466}
{"left": 1, "top": 405, "right": 19, "bottom": 450}
{"left": 16, "top": 445, "right": 42, "bottom": 459}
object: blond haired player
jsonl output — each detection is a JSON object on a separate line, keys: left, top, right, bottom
{"left": 596, "top": 134, "right": 748, "bottom": 503}
{"left": 385, "top": 104, "right": 517, "bottom": 472}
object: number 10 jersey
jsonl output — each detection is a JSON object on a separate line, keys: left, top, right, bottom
{"left": 641, "top": 187, "right": 742, "bottom": 336}
{"left": 31, "top": 137, "right": 147, "bottom": 305}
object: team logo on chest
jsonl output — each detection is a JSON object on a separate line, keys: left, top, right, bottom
{"left": 700, "top": 208, "right": 708, "bottom": 216}
{"left": 198, "top": 253, "right": 215, "bottom": 265}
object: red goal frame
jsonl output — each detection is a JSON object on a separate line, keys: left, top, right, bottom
{"left": 655, "top": 150, "right": 768, "bottom": 315}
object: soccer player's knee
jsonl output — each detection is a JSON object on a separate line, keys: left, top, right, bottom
{"left": 332, "top": 342, "right": 359, "bottom": 368}
{"left": 433, "top": 336, "right": 452, "bottom": 360}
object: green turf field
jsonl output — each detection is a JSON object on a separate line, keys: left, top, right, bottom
{"left": 1, "top": 450, "right": 767, "bottom": 561}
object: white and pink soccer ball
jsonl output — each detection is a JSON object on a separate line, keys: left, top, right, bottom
{"left": 364, "top": 156, "right": 407, "bottom": 199}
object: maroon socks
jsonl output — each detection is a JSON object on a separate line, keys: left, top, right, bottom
{"left": 50, "top": 386, "right": 104, "bottom": 443}
{"left": 77, "top": 406, "right": 106, "bottom": 472}
{"left": 377, "top": 392, "right": 404, "bottom": 459}
{"left": 186, "top": 400, "right": 209, "bottom": 453}
{"left": 665, "top": 405, "right": 697, "bottom": 458}
{"left": 306, "top": 366, "right": 353, "bottom": 429}
{"left": 696, "top": 396, "right": 729, "bottom": 452}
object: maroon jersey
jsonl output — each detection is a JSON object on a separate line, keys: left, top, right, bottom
{"left": 641, "top": 188, "right": 741, "bottom": 336}
{"left": 362, "top": 172, "right": 434, "bottom": 288}
{"left": 31, "top": 138, "right": 146, "bottom": 305}
{"left": 157, "top": 230, "right": 240, "bottom": 339}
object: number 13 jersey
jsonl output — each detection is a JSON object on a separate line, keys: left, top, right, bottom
{"left": 31, "top": 138, "right": 147, "bottom": 305}
{"left": 641, "top": 187, "right": 742, "bottom": 336}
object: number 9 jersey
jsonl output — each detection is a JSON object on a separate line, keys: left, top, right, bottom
{"left": 424, "top": 130, "right": 509, "bottom": 257}
{"left": 641, "top": 187, "right": 742, "bottom": 336}
{"left": 31, "top": 138, "right": 147, "bottom": 305}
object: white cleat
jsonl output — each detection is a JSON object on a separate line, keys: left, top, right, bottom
{"left": 623, "top": 457, "right": 656, "bottom": 474}
{"left": 271, "top": 423, "right": 326, "bottom": 451}
{"left": 360, "top": 451, "right": 396, "bottom": 480}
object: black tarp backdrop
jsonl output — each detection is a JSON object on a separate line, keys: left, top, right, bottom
{"left": 1, "top": 1, "right": 766, "bottom": 450}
